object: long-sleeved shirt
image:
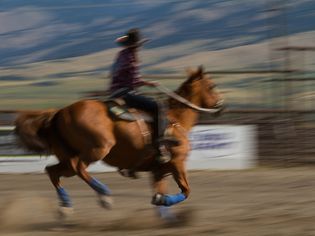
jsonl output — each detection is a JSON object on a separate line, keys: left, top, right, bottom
{"left": 109, "top": 48, "right": 144, "bottom": 93}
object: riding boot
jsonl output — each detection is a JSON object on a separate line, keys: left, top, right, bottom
{"left": 156, "top": 143, "right": 171, "bottom": 164}
{"left": 154, "top": 133, "right": 181, "bottom": 164}
{"left": 154, "top": 102, "right": 182, "bottom": 164}
{"left": 155, "top": 135, "right": 181, "bottom": 164}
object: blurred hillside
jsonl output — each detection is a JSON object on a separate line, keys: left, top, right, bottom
{"left": 0, "top": 0, "right": 315, "bottom": 109}
{"left": 1, "top": 0, "right": 315, "bottom": 67}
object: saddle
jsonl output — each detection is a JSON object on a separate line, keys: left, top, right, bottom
{"left": 104, "top": 98, "right": 179, "bottom": 147}
{"left": 105, "top": 98, "right": 153, "bottom": 123}
{"left": 105, "top": 98, "right": 153, "bottom": 146}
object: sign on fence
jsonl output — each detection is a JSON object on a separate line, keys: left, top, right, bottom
{"left": 187, "top": 125, "right": 257, "bottom": 170}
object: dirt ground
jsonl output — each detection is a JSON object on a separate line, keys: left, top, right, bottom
{"left": 1, "top": 167, "right": 315, "bottom": 236}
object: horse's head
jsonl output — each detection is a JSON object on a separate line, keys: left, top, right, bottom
{"left": 183, "top": 66, "right": 224, "bottom": 112}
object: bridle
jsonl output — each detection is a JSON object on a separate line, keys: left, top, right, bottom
{"left": 156, "top": 84, "right": 224, "bottom": 114}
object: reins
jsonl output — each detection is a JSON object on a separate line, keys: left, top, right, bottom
{"left": 155, "top": 85, "right": 222, "bottom": 114}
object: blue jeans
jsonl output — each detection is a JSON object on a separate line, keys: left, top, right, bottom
{"left": 122, "top": 91, "right": 167, "bottom": 146}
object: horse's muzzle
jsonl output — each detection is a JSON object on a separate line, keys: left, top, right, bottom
{"left": 212, "top": 99, "right": 225, "bottom": 117}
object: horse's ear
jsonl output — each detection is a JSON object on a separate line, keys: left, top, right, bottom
{"left": 198, "top": 65, "right": 204, "bottom": 75}
{"left": 191, "top": 65, "right": 204, "bottom": 81}
{"left": 183, "top": 67, "right": 197, "bottom": 84}
{"left": 185, "top": 66, "right": 203, "bottom": 77}
{"left": 184, "top": 66, "right": 204, "bottom": 84}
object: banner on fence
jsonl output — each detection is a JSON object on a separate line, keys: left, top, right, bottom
{"left": 187, "top": 125, "right": 257, "bottom": 170}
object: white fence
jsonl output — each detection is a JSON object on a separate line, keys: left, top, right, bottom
{"left": 0, "top": 125, "right": 257, "bottom": 173}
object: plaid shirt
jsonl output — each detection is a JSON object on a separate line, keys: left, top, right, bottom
{"left": 110, "top": 48, "right": 144, "bottom": 93}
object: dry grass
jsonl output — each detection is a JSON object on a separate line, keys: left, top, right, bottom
{"left": 1, "top": 31, "right": 315, "bottom": 110}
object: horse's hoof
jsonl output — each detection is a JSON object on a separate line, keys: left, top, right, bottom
{"left": 157, "top": 206, "right": 178, "bottom": 223}
{"left": 98, "top": 195, "right": 113, "bottom": 210}
{"left": 151, "top": 193, "right": 165, "bottom": 206}
{"left": 58, "top": 206, "right": 74, "bottom": 220}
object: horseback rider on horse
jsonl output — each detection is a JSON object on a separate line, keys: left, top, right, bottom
{"left": 109, "top": 28, "right": 178, "bottom": 164}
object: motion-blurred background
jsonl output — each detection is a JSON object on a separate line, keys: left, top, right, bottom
{"left": 0, "top": 0, "right": 315, "bottom": 164}
{"left": 1, "top": 2, "right": 315, "bottom": 235}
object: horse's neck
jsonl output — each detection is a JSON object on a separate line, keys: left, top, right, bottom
{"left": 168, "top": 85, "right": 201, "bottom": 131}
{"left": 168, "top": 108, "right": 198, "bottom": 131}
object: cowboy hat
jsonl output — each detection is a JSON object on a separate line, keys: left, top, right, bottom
{"left": 115, "top": 28, "right": 149, "bottom": 47}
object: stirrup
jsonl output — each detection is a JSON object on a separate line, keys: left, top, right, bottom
{"left": 156, "top": 145, "right": 171, "bottom": 164}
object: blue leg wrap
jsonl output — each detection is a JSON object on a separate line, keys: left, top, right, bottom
{"left": 57, "top": 187, "right": 72, "bottom": 207}
{"left": 163, "top": 193, "right": 186, "bottom": 206}
{"left": 89, "top": 177, "right": 111, "bottom": 195}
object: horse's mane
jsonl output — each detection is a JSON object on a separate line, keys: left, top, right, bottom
{"left": 168, "top": 77, "right": 196, "bottom": 109}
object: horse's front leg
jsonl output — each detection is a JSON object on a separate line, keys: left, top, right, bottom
{"left": 151, "top": 156, "right": 190, "bottom": 207}
{"left": 151, "top": 167, "right": 177, "bottom": 221}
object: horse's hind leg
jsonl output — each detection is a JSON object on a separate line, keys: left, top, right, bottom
{"left": 45, "top": 162, "right": 76, "bottom": 217}
{"left": 70, "top": 157, "right": 113, "bottom": 209}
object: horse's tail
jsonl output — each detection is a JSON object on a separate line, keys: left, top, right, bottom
{"left": 14, "top": 109, "right": 58, "bottom": 154}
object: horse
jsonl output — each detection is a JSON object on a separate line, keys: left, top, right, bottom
{"left": 14, "top": 66, "right": 224, "bottom": 220}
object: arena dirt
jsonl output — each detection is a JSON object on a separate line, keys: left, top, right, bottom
{"left": 1, "top": 167, "right": 315, "bottom": 236}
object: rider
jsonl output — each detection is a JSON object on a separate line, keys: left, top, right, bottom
{"left": 109, "top": 28, "right": 177, "bottom": 164}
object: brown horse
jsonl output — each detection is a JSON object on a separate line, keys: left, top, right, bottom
{"left": 14, "top": 66, "right": 223, "bottom": 219}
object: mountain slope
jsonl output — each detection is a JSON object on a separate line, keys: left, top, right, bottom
{"left": 1, "top": 0, "right": 315, "bottom": 67}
